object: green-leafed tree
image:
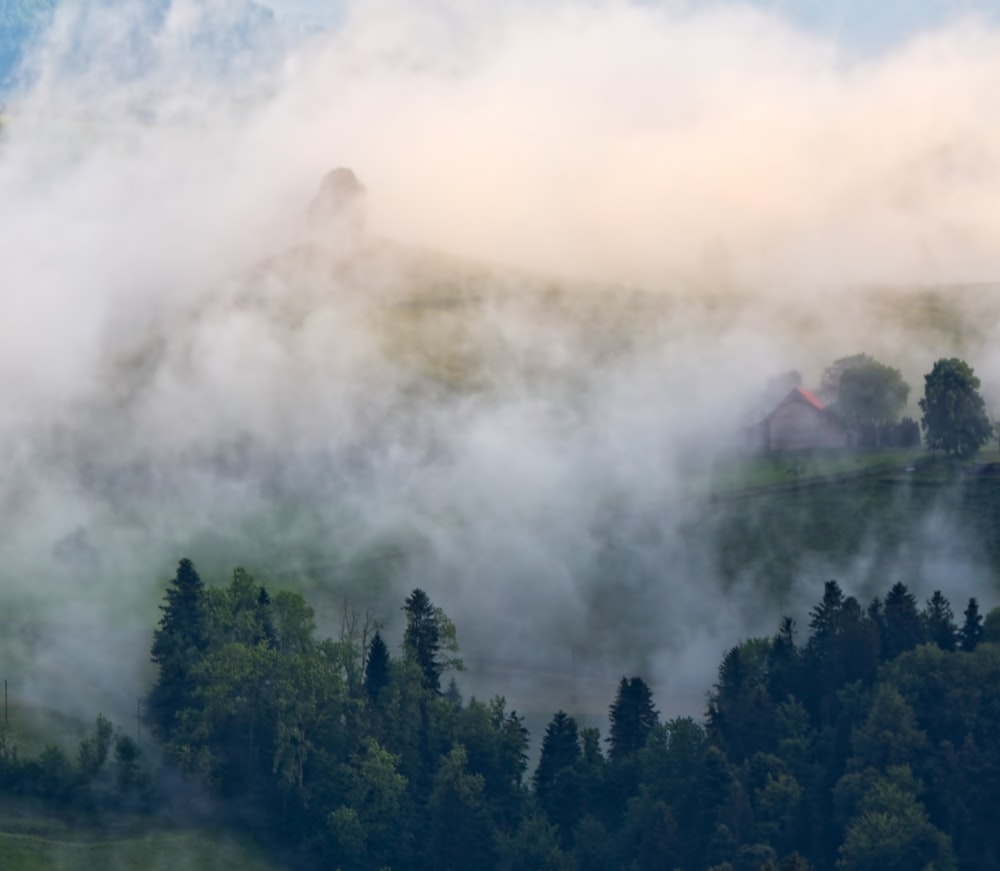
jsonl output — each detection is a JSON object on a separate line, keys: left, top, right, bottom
{"left": 429, "top": 744, "right": 498, "bottom": 871}
{"left": 919, "top": 358, "right": 993, "bottom": 456}
{"left": 498, "top": 812, "right": 569, "bottom": 871}
{"left": 77, "top": 714, "right": 114, "bottom": 786}
{"left": 837, "top": 777, "right": 955, "bottom": 871}
{"left": 148, "top": 558, "right": 209, "bottom": 741}
{"left": 270, "top": 588, "right": 316, "bottom": 655}
{"left": 836, "top": 360, "right": 910, "bottom": 447}
{"left": 848, "top": 686, "right": 927, "bottom": 773}
{"left": 818, "top": 354, "right": 874, "bottom": 405}
{"left": 328, "top": 738, "right": 409, "bottom": 870}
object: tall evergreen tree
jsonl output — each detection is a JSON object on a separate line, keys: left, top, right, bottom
{"left": 809, "top": 581, "right": 846, "bottom": 640}
{"left": 767, "top": 616, "right": 802, "bottom": 702}
{"left": 148, "top": 558, "right": 208, "bottom": 740}
{"left": 708, "top": 639, "right": 776, "bottom": 762}
{"left": 923, "top": 591, "right": 957, "bottom": 652}
{"left": 836, "top": 597, "right": 882, "bottom": 687}
{"left": 256, "top": 585, "right": 277, "bottom": 648}
{"left": 959, "top": 598, "right": 984, "bottom": 651}
{"left": 882, "top": 583, "right": 925, "bottom": 661}
{"left": 403, "top": 589, "right": 443, "bottom": 692}
{"left": 534, "top": 711, "right": 581, "bottom": 800}
{"left": 364, "top": 631, "right": 391, "bottom": 701}
{"left": 608, "top": 677, "right": 659, "bottom": 763}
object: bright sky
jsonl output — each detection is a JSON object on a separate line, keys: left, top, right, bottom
{"left": 267, "top": 0, "right": 1000, "bottom": 52}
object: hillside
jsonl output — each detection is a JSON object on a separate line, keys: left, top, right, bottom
{"left": 0, "top": 800, "right": 287, "bottom": 871}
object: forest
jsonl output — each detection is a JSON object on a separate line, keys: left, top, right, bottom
{"left": 1, "top": 559, "right": 999, "bottom": 871}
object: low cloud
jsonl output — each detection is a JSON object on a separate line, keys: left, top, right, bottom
{"left": 1, "top": 0, "right": 999, "bottom": 726}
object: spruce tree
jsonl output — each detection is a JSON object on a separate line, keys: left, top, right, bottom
{"left": 882, "top": 582, "right": 925, "bottom": 660}
{"left": 148, "top": 558, "right": 208, "bottom": 740}
{"left": 767, "top": 617, "right": 800, "bottom": 697}
{"left": 364, "top": 631, "right": 391, "bottom": 701}
{"left": 608, "top": 677, "right": 658, "bottom": 762}
{"left": 533, "top": 711, "right": 581, "bottom": 799}
{"left": 959, "top": 598, "right": 984, "bottom": 651}
{"left": 534, "top": 711, "right": 583, "bottom": 846}
{"left": 403, "top": 589, "right": 442, "bottom": 692}
{"left": 807, "top": 581, "right": 845, "bottom": 648}
{"left": 923, "top": 590, "right": 957, "bottom": 651}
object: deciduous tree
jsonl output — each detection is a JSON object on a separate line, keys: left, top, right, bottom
{"left": 837, "top": 360, "right": 910, "bottom": 447}
{"left": 919, "top": 358, "right": 993, "bottom": 456}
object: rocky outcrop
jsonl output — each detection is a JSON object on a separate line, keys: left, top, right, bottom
{"left": 307, "top": 167, "right": 366, "bottom": 253}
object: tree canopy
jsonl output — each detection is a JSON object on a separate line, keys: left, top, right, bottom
{"left": 919, "top": 357, "right": 993, "bottom": 456}
{"left": 8, "top": 563, "right": 1000, "bottom": 871}
{"left": 836, "top": 360, "right": 910, "bottom": 446}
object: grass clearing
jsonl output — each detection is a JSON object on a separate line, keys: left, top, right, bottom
{"left": 0, "top": 797, "right": 287, "bottom": 871}
{"left": 709, "top": 447, "right": 927, "bottom": 494}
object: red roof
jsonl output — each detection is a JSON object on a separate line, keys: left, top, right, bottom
{"left": 793, "top": 387, "right": 825, "bottom": 411}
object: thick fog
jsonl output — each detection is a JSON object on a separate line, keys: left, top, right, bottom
{"left": 3, "top": 0, "right": 1000, "bottom": 725}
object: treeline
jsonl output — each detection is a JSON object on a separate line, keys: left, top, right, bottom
{"left": 3, "top": 561, "right": 1000, "bottom": 871}
{"left": 0, "top": 712, "right": 150, "bottom": 810}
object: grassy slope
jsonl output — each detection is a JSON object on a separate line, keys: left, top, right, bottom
{"left": 0, "top": 797, "right": 288, "bottom": 871}
{"left": 0, "top": 829, "right": 285, "bottom": 871}
{"left": 701, "top": 449, "right": 1000, "bottom": 601}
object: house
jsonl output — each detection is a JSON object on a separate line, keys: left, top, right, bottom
{"left": 749, "top": 387, "right": 850, "bottom": 452}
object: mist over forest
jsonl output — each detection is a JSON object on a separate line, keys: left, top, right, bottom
{"left": 3, "top": 0, "right": 1000, "bottom": 805}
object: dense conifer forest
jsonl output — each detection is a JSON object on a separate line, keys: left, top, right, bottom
{"left": 2, "top": 559, "right": 999, "bottom": 870}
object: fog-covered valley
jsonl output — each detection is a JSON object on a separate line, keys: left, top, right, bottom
{"left": 4, "top": 0, "right": 1000, "bottom": 731}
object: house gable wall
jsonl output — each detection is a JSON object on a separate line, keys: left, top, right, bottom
{"left": 768, "top": 401, "right": 847, "bottom": 451}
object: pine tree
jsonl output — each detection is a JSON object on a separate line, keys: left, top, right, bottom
{"left": 364, "top": 631, "right": 391, "bottom": 701}
{"left": 256, "top": 585, "right": 277, "bottom": 648}
{"left": 959, "top": 598, "right": 984, "bottom": 651}
{"left": 808, "top": 581, "right": 845, "bottom": 641}
{"left": 534, "top": 711, "right": 583, "bottom": 846}
{"left": 608, "top": 677, "right": 659, "bottom": 762}
{"left": 534, "top": 711, "right": 581, "bottom": 799}
{"left": 403, "top": 589, "right": 442, "bottom": 692}
{"left": 767, "top": 617, "right": 801, "bottom": 702}
{"left": 882, "top": 583, "right": 925, "bottom": 660}
{"left": 923, "top": 590, "right": 958, "bottom": 651}
{"left": 148, "top": 558, "right": 208, "bottom": 740}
